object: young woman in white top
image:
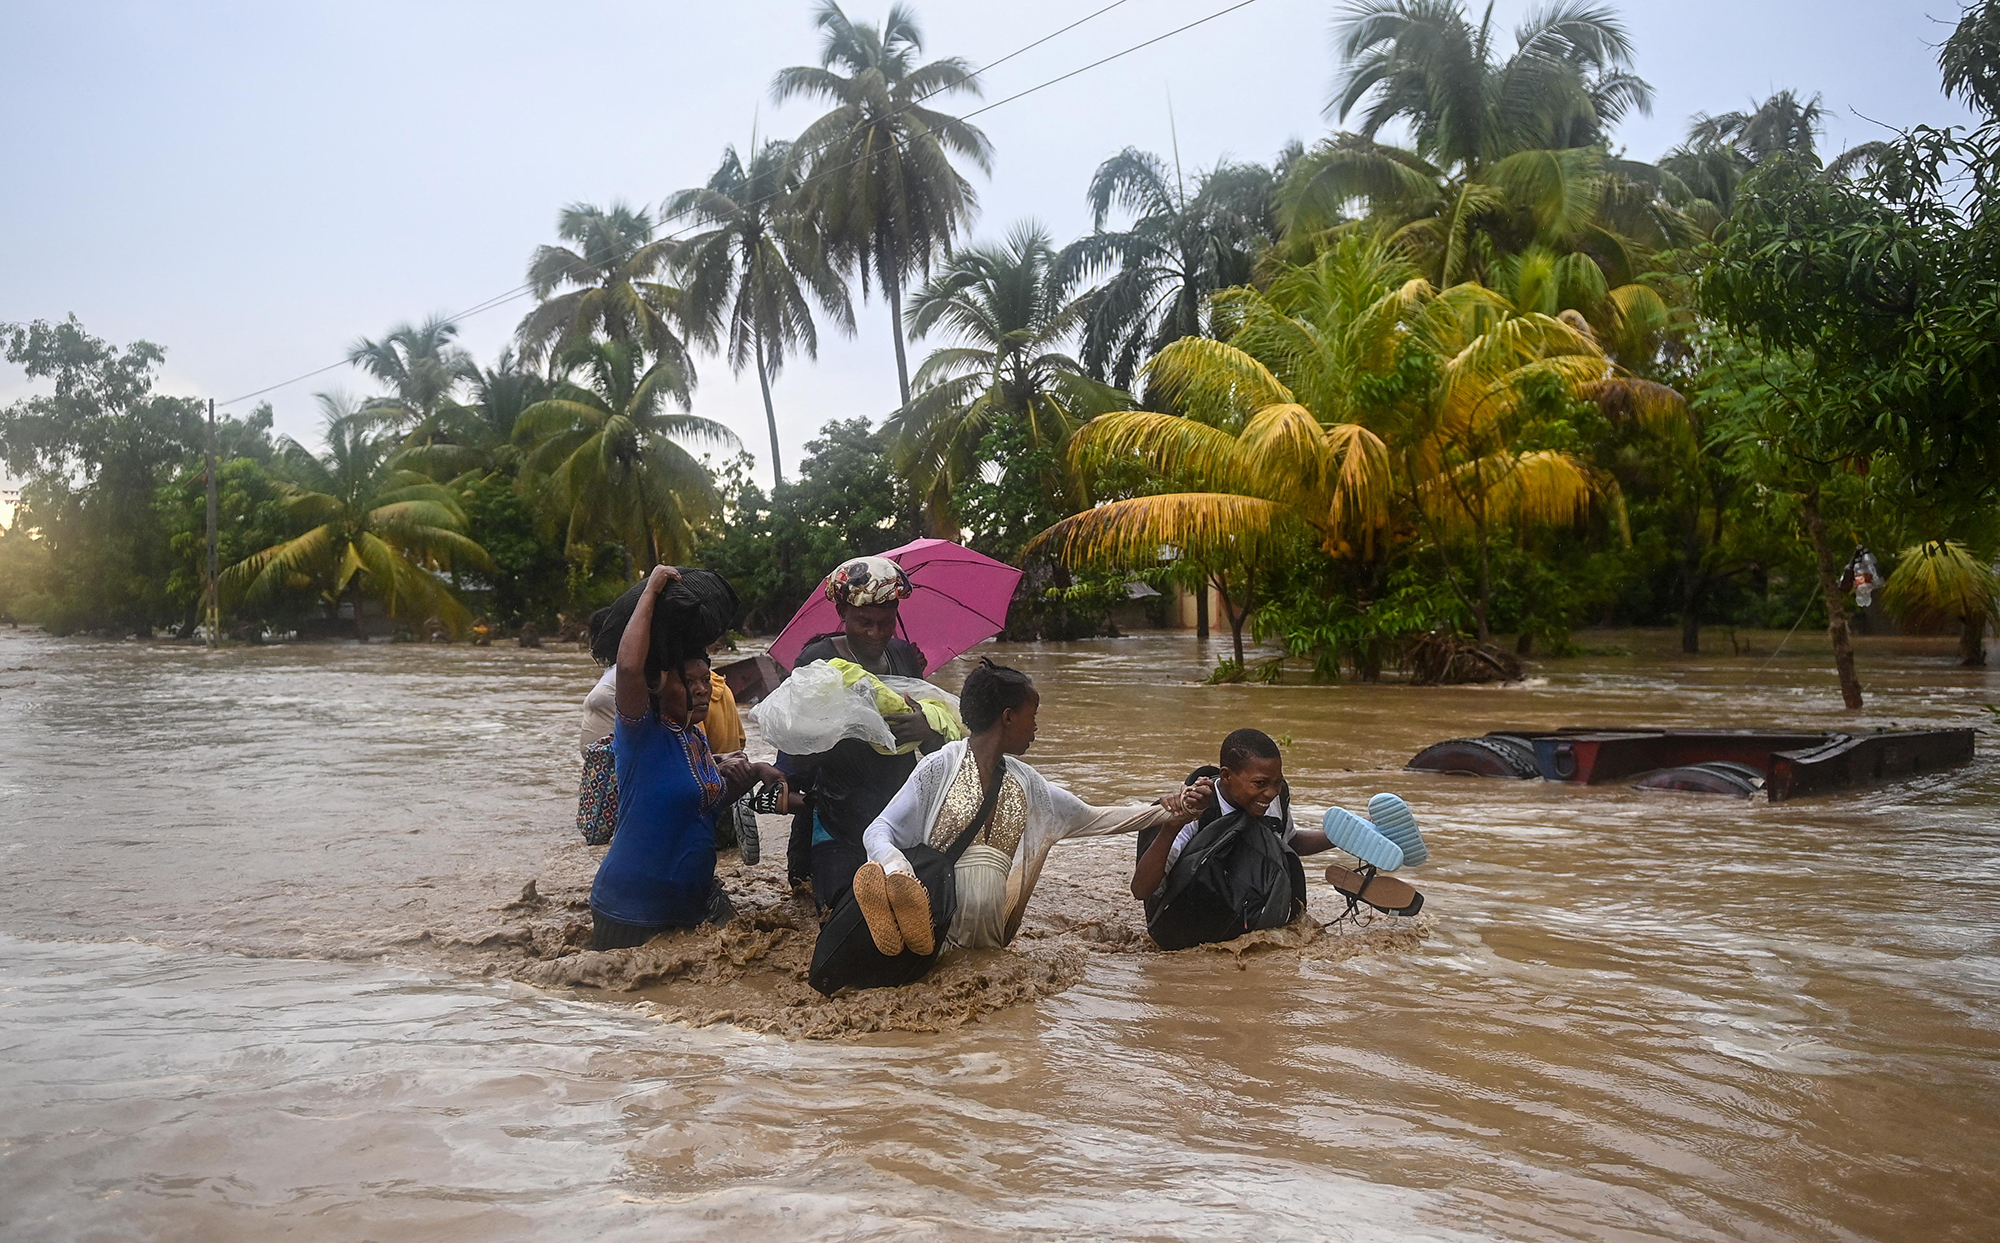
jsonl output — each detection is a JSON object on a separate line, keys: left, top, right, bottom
{"left": 850, "top": 659, "right": 1210, "bottom": 955}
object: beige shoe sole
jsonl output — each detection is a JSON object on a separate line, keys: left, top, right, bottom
{"left": 851, "top": 862, "right": 904, "bottom": 955}
{"left": 1324, "top": 864, "right": 1424, "bottom": 916}
{"left": 886, "top": 870, "right": 935, "bottom": 956}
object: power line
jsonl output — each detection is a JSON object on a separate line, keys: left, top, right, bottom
{"left": 218, "top": 0, "right": 1260, "bottom": 410}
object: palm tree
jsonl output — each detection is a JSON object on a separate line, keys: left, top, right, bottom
{"left": 1329, "top": 0, "right": 1651, "bottom": 167}
{"left": 1661, "top": 90, "right": 1886, "bottom": 233}
{"left": 394, "top": 348, "right": 548, "bottom": 483}
{"left": 1055, "top": 148, "right": 1278, "bottom": 390}
{"left": 346, "top": 315, "right": 471, "bottom": 429}
{"left": 1285, "top": 3, "right": 1689, "bottom": 297}
{"left": 773, "top": 1, "right": 993, "bottom": 407}
{"left": 888, "top": 221, "right": 1128, "bottom": 531}
{"left": 223, "top": 396, "right": 491, "bottom": 638}
{"left": 515, "top": 202, "right": 691, "bottom": 371}
{"left": 1034, "top": 233, "right": 1670, "bottom": 655}
{"left": 668, "top": 139, "right": 854, "bottom": 487}
{"left": 514, "top": 339, "right": 739, "bottom": 569}
{"left": 1881, "top": 540, "right": 1998, "bottom": 667}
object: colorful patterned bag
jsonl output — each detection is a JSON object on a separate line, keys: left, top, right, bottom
{"left": 577, "top": 733, "right": 619, "bottom": 845}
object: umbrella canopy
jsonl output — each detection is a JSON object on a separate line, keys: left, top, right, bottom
{"left": 769, "top": 539, "right": 1022, "bottom": 677}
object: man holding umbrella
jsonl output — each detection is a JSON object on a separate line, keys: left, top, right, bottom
{"left": 778, "top": 556, "right": 955, "bottom": 907}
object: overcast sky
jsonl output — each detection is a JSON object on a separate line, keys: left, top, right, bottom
{"left": 0, "top": 0, "right": 1977, "bottom": 484}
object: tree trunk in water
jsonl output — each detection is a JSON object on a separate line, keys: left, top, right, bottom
{"left": 1680, "top": 570, "right": 1704, "bottom": 654}
{"left": 1475, "top": 536, "right": 1493, "bottom": 644}
{"left": 1799, "top": 489, "right": 1862, "bottom": 710}
{"left": 1960, "top": 615, "right": 1988, "bottom": 667}
{"left": 1679, "top": 516, "right": 1706, "bottom": 653}
{"left": 886, "top": 269, "right": 912, "bottom": 410}
{"left": 352, "top": 584, "right": 366, "bottom": 644}
{"left": 754, "top": 327, "right": 783, "bottom": 488}
{"left": 1216, "top": 574, "right": 1248, "bottom": 667}
{"left": 1194, "top": 579, "right": 1209, "bottom": 640}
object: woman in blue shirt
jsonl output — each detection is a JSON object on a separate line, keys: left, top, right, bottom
{"left": 591, "top": 565, "right": 782, "bottom": 951}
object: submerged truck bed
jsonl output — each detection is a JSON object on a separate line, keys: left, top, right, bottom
{"left": 1407, "top": 727, "right": 1975, "bottom": 801}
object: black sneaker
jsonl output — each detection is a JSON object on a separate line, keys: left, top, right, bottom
{"left": 736, "top": 800, "right": 761, "bottom": 865}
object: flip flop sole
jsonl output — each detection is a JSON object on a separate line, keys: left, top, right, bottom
{"left": 886, "top": 870, "right": 935, "bottom": 957}
{"left": 1322, "top": 807, "right": 1405, "bottom": 871}
{"left": 1367, "top": 793, "right": 1428, "bottom": 867}
{"left": 851, "top": 862, "right": 904, "bottom": 956}
{"left": 1324, "top": 864, "right": 1425, "bottom": 916}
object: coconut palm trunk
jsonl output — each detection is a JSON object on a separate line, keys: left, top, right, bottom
{"left": 886, "top": 267, "right": 912, "bottom": 408}
{"left": 1800, "top": 487, "right": 1863, "bottom": 710}
{"left": 753, "top": 324, "right": 783, "bottom": 486}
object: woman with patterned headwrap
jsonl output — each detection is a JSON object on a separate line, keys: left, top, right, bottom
{"left": 775, "top": 555, "right": 964, "bottom": 910}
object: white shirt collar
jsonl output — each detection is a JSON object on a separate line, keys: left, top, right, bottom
{"left": 1213, "top": 783, "right": 1293, "bottom": 835}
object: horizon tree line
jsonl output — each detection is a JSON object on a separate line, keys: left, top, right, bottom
{"left": 1, "top": 0, "right": 1994, "bottom": 710}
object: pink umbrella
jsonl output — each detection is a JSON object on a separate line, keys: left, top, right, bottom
{"left": 768, "top": 539, "right": 1022, "bottom": 677}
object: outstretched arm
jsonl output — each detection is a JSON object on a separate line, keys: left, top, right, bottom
{"left": 614, "top": 565, "right": 680, "bottom": 720}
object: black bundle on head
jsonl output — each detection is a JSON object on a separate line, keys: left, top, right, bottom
{"left": 961, "top": 657, "right": 1035, "bottom": 733}
{"left": 590, "top": 569, "right": 741, "bottom": 684}
{"left": 1220, "top": 728, "right": 1281, "bottom": 769}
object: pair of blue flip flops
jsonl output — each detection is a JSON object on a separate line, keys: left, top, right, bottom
{"left": 1321, "top": 794, "right": 1427, "bottom": 871}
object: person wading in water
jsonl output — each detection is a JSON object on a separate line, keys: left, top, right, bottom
{"left": 777, "top": 556, "right": 961, "bottom": 910}
{"left": 589, "top": 565, "right": 783, "bottom": 950}
{"left": 853, "top": 659, "right": 1208, "bottom": 956}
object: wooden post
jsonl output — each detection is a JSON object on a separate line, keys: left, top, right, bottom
{"left": 204, "top": 398, "right": 219, "bottom": 646}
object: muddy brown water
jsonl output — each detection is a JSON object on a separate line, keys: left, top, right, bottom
{"left": 0, "top": 627, "right": 1995, "bottom": 1241}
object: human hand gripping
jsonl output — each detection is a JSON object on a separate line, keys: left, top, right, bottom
{"left": 1166, "top": 776, "right": 1215, "bottom": 825}
{"left": 885, "top": 694, "right": 943, "bottom": 751}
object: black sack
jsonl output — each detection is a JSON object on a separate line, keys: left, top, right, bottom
{"left": 592, "top": 568, "right": 740, "bottom": 665}
{"left": 1145, "top": 789, "right": 1307, "bottom": 951}
{"left": 809, "top": 758, "right": 1003, "bottom": 996}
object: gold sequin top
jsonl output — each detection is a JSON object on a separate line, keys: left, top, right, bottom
{"left": 927, "top": 750, "right": 1028, "bottom": 859}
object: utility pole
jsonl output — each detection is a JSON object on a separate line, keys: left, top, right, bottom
{"left": 204, "top": 398, "right": 220, "bottom": 647}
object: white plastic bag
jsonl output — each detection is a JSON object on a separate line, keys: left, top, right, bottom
{"left": 750, "top": 662, "right": 962, "bottom": 756}
{"left": 752, "top": 662, "right": 895, "bottom": 755}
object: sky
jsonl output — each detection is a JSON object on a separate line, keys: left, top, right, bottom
{"left": 0, "top": 0, "right": 1978, "bottom": 486}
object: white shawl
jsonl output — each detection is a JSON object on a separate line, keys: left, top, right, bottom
{"left": 862, "top": 740, "right": 1168, "bottom": 947}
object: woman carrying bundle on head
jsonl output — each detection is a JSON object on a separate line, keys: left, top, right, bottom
{"left": 588, "top": 565, "right": 785, "bottom": 951}
{"left": 848, "top": 659, "right": 1209, "bottom": 959}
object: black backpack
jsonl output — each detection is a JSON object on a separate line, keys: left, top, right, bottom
{"left": 808, "top": 759, "right": 1004, "bottom": 996}
{"left": 1144, "top": 784, "right": 1307, "bottom": 951}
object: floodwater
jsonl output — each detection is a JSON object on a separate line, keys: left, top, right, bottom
{"left": 0, "top": 626, "right": 1995, "bottom": 1241}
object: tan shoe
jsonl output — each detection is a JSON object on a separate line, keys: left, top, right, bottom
{"left": 886, "top": 870, "right": 935, "bottom": 956}
{"left": 851, "top": 862, "right": 904, "bottom": 955}
{"left": 1324, "top": 864, "right": 1424, "bottom": 916}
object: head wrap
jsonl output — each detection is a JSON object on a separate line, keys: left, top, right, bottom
{"left": 825, "top": 555, "right": 912, "bottom": 608}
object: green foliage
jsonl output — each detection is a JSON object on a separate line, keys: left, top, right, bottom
{"left": 454, "top": 473, "right": 574, "bottom": 629}
{"left": 1256, "top": 553, "right": 1462, "bottom": 681}
{"left": 1700, "top": 126, "right": 2000, "bottom": 524}
{"left": 698, "top": 421, "right": 920, "bottom": 633}
{"left": 1, "top": 317, "right": 211, "bottom": 634}
{"left": 11, "top": 2, "right": 1994, "bottom": 692}
{"left": 163, "top": 455, "right": 306, "bottom": 635}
